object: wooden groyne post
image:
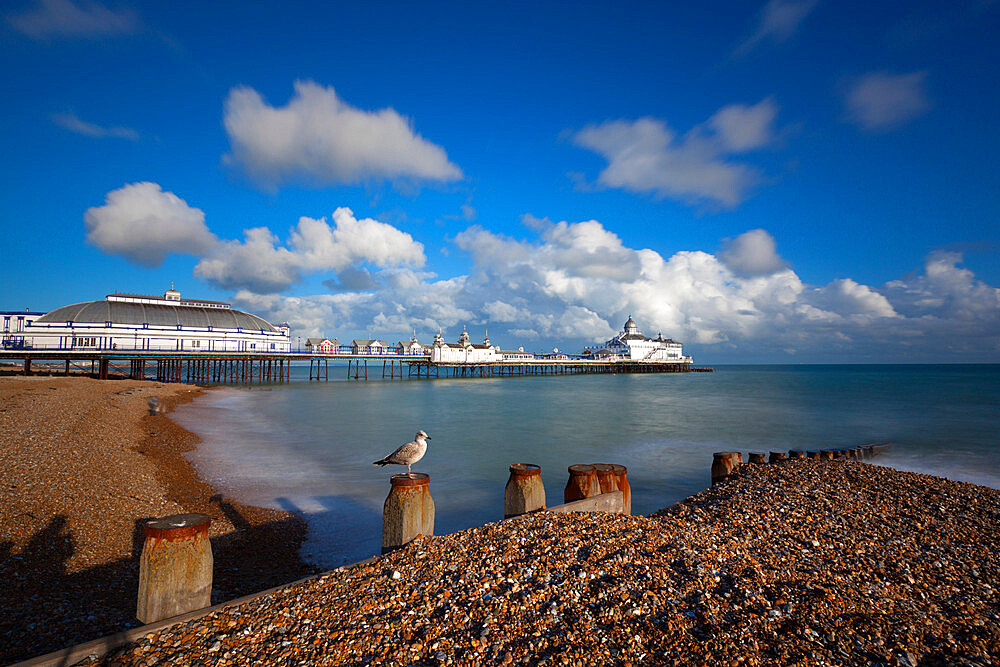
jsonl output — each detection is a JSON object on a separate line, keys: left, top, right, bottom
{"left": 504, "top": 464, "right": 546, "bottom": 518}
{"left": 564, "top": 464, "right": 601, "bottom": 503}
{"left": 137, "top": 513, "right": 213, "bottom": 624}
{"left": 711, "top": 451, "right": 742, "bottom": 485}
{"left": 382, "top": 473, "right": 434, "bottom": 554}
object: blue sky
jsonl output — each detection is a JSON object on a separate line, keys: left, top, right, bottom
{"left": 2, "top": 0, "right": 998, "bottom": 362}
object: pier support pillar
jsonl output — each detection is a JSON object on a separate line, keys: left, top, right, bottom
{"left": 504, "top": 464, "right": 546, "bottom": 518}
{"left": 137, "top": 513, "right": 213, "bottom": 624}
{"left": 564, "top": 464, "right": 601, "bottom": 503}
{"left": 711, "top": 452, "right": 741, "bottom": 485}
{"left": 382, "top": 473, "right": 434, "bottom": 554}
{"left": 23, "top": 358, "right": 31, "bottom": 375}
{"left": 769, "top": 451, "right": 787, "bottom": 463}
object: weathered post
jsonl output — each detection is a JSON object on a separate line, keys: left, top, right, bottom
{"left": 821, "top": 450, "right": 835, "bottom": 461}
{"left": 789, "top": 450, "right": 806, "bottom": 459}
{"left": 137, "top": 513, "right": 213, "bottom": 624}
{"left": 505, "top": 464, "right": 545, "bottom": 518}
{"left": 608, "top": 464, "right": 631, "bottom": 515}
{"left": 748, "top": 452, "right": 766, "bottom": 464}
{"left": 382, "top": 473, "right": 434, "bottom": 554}
{"left": 807, "top": 451, "right": 822, "bottom": 460}
{"left": 769, "top": 451, "right": 787, "bottom": 463}
{"left": 564, "top": 464, "right": 601, "bottom": 503}
{"left": 711, "top": 452, "right": 740, "bottom": 485}
{"left": 592, "top": 464, "right": 620, "bottom": 494}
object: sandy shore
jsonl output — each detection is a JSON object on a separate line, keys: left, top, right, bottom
{"left": 84, "top": 460, "right": 1000, "bottom": 666}
{"left": 0, "top": 376, "right": 317, "bottom": 665}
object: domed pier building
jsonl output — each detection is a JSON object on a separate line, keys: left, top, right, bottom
{"left": 600, "top": 316, "right": 691, "bottom": 363}
{"left": 20, "top": 288, "right": 291, "bottom": 352}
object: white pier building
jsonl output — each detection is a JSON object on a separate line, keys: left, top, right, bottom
{"left": 18, "top": 288, "right": 291, "bottom": 352}
{"left": 598, "top": 316, "right": 692, "bottom": 363}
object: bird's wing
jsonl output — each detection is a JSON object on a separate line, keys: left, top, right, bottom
{"left": 388, "top": 439, "right": 424, "bottom": 463}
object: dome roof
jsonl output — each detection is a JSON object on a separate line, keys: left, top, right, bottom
{"left": 35, "top": 300, "right": 279, "bottom": 332}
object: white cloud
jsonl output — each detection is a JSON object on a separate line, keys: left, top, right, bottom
{"left": 225, "top": 218, "right": 1000, "bottom": 362}
{"left": 223, "top": 81, "right": 462, "bottom": 190}
{"left": 7, "top": 0, "right": 140, "bottom": 39}
{"left": 720, "top": 228, "right": 788, "bottom": 276}
{"left": 194, "top": 207, "right": 425, "bottom": 293}
{"left": 84, "top": 182, "right": 217, "bottom": 266}
{"left": 52, "top": 111, "right": 139, "bottom": 140}
{"left": 735, "top": 0, "right": 819, "bottom": 56}
{"left": 844, "top": 71, "right": 930, "bottom": 132}
{"left": 572, "top": 98, "right": 781, "bottom": 208}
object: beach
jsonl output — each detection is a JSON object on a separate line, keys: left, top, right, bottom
{"left": 83, "top": 459, "right": 1000, "bottom": 666}
{"left": 2, "top": 374, "right": 999, "bottom": 665}
{"left": 0, "top": 376, "right": 317, "bottom": 665}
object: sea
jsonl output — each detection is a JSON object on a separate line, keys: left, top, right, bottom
{"left": 171, "top": 364, "right": 1000, "bottom": 570}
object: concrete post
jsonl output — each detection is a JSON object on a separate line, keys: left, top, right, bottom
{"left": 608, "top": 464, "right": 631, "bottom": 515}
{"left": 789, "top": 450, "right": 806, "bottom": 459}
{"left": 711, "top": 452, "right": 740, "bottom": 485}
{"left": 748, "top": 452, "right": 766, "bottom": 464}
{"left": 564, "top": 465, "right": 601, "bottom": 503}
{"left": 382, "top": 473, "right": 434, "bottom": 554}
{"left": 504, "top": 464, "right": 545, "bottom": 518}
{"left": 769, "top": 451, "right": 787, "bottom": 463}
{"left": 137, "top": 513, "right": 213, "bottom": 624}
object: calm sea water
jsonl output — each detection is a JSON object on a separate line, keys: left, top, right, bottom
{"left": 172, "top": 364, "right": 1000, "bottom": 569}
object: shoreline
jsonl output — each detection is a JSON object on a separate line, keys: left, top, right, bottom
{"left": 0, "top": 376, "right": 318, "bottom": 665}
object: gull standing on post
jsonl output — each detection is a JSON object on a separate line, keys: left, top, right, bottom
{"left": 373, "top": 430, "right": 431, "bottom": 476}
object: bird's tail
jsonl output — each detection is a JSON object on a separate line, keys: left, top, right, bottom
{"left": 373, "top": 457, "right": 391, "bottom": 466}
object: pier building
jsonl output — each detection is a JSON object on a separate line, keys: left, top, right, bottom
{"left": 15, "top": 288, "right": 291, "bottom": 352}
{"left": 305, "top": 338, "right": 339, "bottom": 354}
{"left": 397, "top": 335, "right": 429, "bottom": 356}
{"left": 1, "top": 310, "right": 46, "bottom": 349}
{"left": 431, "top": 328, "right": 502, "bottom": 363}
{"left": 598, "top": 316, "right": 691, "bottom": 363}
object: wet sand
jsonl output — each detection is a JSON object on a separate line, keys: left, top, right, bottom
{"left": 0, "top": 376, "right": 317, "bottom": 665}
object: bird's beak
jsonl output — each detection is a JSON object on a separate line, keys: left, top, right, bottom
{"left": 426, "top": 436, "right": 432, "bottom": 439}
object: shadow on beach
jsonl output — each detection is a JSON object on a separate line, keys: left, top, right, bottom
{"left": 0, "top": 501, "right": 323, "bottom": 665}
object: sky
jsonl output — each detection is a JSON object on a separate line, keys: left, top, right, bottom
{"left": 1, "top": 0, "right": 998, "bottom": 363}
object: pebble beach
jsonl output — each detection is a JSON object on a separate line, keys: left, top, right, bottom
{"left": 0, "top": 376, "right": 317, "bottom": 665}
{"left": 2, "top": 375, "right": 999, "bottom": 666}
{"left": 96, "top": 461, "right": 999, "bottom": 665}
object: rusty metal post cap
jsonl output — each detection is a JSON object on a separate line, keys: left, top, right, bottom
{"left": 144, "top": 513, "right": 211, "bottom": 539}
{"left": 509, "top": 463, "right": 541, "bottom": 476}
{"left": 390, "top": 472, "right": 430, "bottom": 487}
{"left": 567, "top": 464, "right": 595, "bottom": 475}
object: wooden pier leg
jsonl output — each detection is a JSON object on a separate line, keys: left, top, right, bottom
{"left": 65, "top": 359, "right": 71, "bottom": 376}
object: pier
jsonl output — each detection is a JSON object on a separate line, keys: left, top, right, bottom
{"left": 1, "top": 349, "right": 712, "bottom": 384}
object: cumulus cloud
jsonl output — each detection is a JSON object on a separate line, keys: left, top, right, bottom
{"left": 735, "top": 0, "right": 819, "bottom": 56}
{"left": 720, "top": 229, "right": 788, "bottom": 276}
{"left": 844, "top": 71, "right": 930, "bottom": 132}
{"left": 7, "top": 0, "right": 140, "bottom": 39}
{"left": 572, "top": 98, "right": 781, "bottom": 208}
{"left": 52, "top": 111, "right": 139, "bottom": 140}
{"left": 84, "top": 182, "right": 217, "bottom": 266}
{"left": 225, "top": 217, "right": 1000, "bottom": 362}
{"left": 223, "top": 81, "right": 462, "bottom": 190}
{"left": 193, "top": 207, "right": 425, "bottom": 293}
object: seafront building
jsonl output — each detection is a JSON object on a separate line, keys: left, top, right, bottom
{"left": 305, "top": 338, "right": 339, "bottom": 354}
{"left": 13, "top": 288, "right": 291, "bottom": 352}
{"left": 1, "top": 310, "right": 46, "bottom": 349}
{"left": 430, "top": 328, "right": 503, "bottom": 363}
{"left": 587, "top": 316, "right": 692, "bottom": 363}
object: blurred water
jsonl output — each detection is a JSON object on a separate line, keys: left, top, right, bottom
{"left": 172, "top": 364, "right": 1000, "bottom": 568}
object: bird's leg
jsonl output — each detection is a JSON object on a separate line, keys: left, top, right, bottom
{"left": 407, "top": 463, "right": 412, "bottom": 476}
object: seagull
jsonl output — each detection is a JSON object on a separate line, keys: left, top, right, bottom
{"left": 373, "top": 430, "right": 431, "bottom": 476}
